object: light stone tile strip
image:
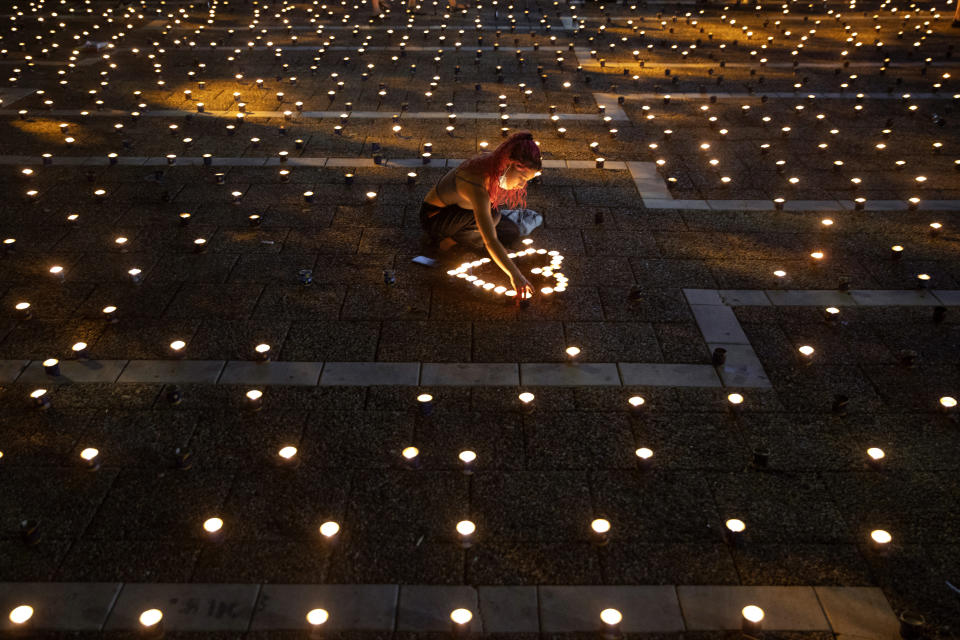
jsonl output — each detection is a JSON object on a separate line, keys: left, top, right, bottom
{"left": 689, "top": 304, "right": 751, "bottom": 344}
{"left": 320, "top": 362, "right": 420, "bottom": 386}
{"left": 539, "top": 585, "right": 684, "bottom": 632}
{"left": 684, "top": 289, "right": 769, "bottom": 388}
{"left": 520, "top": 362, "right": 620, "bottom": 386}
{"left": 250, "top": 584, "right": 398, "bottom": 631}
{"left": 116, "top": 360, "right": 226, "bottom": 384}
{"left": 0, "top": 583, "right": 122, "bottom": 631}
{"left": 218, "top": 361, "right": 324, "bottom": 386}
{"left": 421, "top": 363, "right": 519, "bottom": 386}
{"left": 0, "top": 359, "right": 29, "bottom": 383}
{"left": 0, "top": 583, "right": 899, "bottom": 632}
{"left": 17, "top": 360, "right": 127, "bottom": 384}
{"left": 618, "top": 363, "right": 722, "bottom": 387}
{"left": 814, "top": 586, "right": 901, "bottom": 640}
{"left": 396, "top": 585, "right": 481, "bottom": 632}
{"left": 104, "top": 583, "right": 261, "bottom": 631}
{"left": 477, "top": 586, "right": 539, "bottom": 633}
{"left": 626, "top": 161, "right": 673, "bottom": 201}
{"left": 707, "top": 343, "right": 771, "bottom": 388}
{"left": 591, "top": 92, "right": 630, "bottom": 121}
{"left": 677, "top": 586, "right": 831, "bottom": 630}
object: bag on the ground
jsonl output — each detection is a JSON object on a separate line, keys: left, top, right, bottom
{"left": 499, "top": 208, "right": 543, "bottom": 236}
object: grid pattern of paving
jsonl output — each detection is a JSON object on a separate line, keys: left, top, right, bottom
{"left": 1, "top": 0, "right": 960, "bottom": 635}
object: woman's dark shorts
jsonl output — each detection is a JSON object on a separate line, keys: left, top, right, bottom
{"left": 420, "top": 201, "right": 501, "bottom": 251}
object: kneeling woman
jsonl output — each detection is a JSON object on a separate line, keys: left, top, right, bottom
{"left": 420, "top": 131, "right": 541, "bottom": 299}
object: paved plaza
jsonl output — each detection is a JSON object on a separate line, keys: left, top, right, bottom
{"left": 0, "top": 0, "right": 959, "bottom": 636}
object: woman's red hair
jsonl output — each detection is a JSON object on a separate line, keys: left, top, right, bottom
{"left": 459, "top": 131, "right": 542, "bottom": 210}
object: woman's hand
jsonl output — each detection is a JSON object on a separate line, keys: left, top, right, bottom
{"left": 510, "top": 271, "right": 535, "bottom": 303}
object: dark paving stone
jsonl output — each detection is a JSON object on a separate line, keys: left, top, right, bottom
{"left": 472, "top": 321, "right": 566, "bottom": 362}
{"left": 56, "top": 539, "right": 200, "bottom": 582}
{"left": 466, "top": 542, "right": 603, "bottom": 584}
{"left": 524, "top": 411, "right": 638, "bottom": 469}
{"left": 591, "top": 471, "right": 720, "bottom": 544}
{"left": 732, "top": 544, "right": 873, "bottom": 586}
{"left": 0, "top": 467, "right": 118, "bottom": 540}
{"left": 473, "top": 471, "right": 592, "bottom": 542}
{"left": 84, "top": 469, "right": 236, "bottom": 541}
{"left": 563, "top": 322, "right": 662, "bottom": 362}
{"left": 600, "top": 542, "right": 739, "bottom": 585}
{"left": 413, "top": 411, "right": 526, "bottom": 471}
{"left": 280, "top": 321, "right": 380, "bottom": 361}
{"left": 164, "top": 282, "right": 264, "bottom": 318}
{"left": 377, "top": 320, "right": 472, "bottom": 362}
{"left": 824, "top": 471, "right": 960, "bottom": 545}
{"left": 711, "top": 472, "right": 854, "bottom": 544}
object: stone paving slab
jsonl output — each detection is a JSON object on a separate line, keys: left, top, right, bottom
{"left": 849, "top": 290, "right": 944, "bottom": 306}
{"left": 626, "top": 161, "right": 673, "bottom": 200}
{"left": 717, "top": 290, "right": 772, "bottom": 306}
{"left": 0, "top": 359, "right": 29, "bottom": 383}
{"left": 618, "top": 363, "right": 722, "bottom": 387}
{"left": 683, "top": 289, "right": 723, "bottom": 306}
{"left": 104, "top": 583, "right": 260, "bottom": 631}
{"left": 396, "top": 585, "right": 480, "bottom": 632}
{"left": 591, "top": 93, "right": 629, "bottom": 121}
{"left": 420, "top": 362, "right": 519, "bottom": 386}
{"left": 520, "top": 362, "right": 620, "bottom": 386}
{"left": 17, "top": 359, "right": 127, "bottom": 384}
{"left": 765, "top": 290, "right": 857, "bottom": 307}
{"left": 251, "top": 584, "right": 398, "bottom": 631}
{"left": 677, "top": 586, "right": 830, "bottom": 630}
{"left": 707, "top": 343, "right": 771, "bottom": 388}
{"left": 0, "top": 582, "right": 121, "bottom": 631}
{"left": 814, "top": 586, "right": 900, "bottom": 640}
{"left": 0, "top": 87, "right": 37, "bottom": 106}
{"left": 707, "top": 200, "right": 775, "bottom": 211}
{"left": 539, "top": 585, "right": 684, "bottom": 632}
{"left": 319, "top": 362, "right": 420, "bottom": 386}
{"left": 690, "top": 305, "right": 750, "bottom": 345}
{"left": 116, "top": 360, "right": 226, "bottom": 384}
{"left": 477, "top": 586, "right": 539, "bottom": 633}
{"left": 218, "top": 361, "right": 324, "bottom": 386}
{"left": 933, "top": 290, "right": 960, "bottom": 306}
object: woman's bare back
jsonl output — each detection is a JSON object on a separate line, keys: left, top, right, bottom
{"left": 424, "top": 165, "right": 485, "bottom": 210}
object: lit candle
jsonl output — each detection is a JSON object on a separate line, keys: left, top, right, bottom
{"left": 866, "top": 447, "right": 885, "bottom": 468}
{"left": 80, "top": 447, "right": 101, "bottom": 471}
{"left": 245, "top": 389, "right": 263, "bottom": 411}
{"left": 8, "top": 605, "right": 34, "bottom": 626}
{"left": 590, "top": 518, "right": 611, "bottom": 545}
{"left": 203, "top": 517, "right": 224, "bottom": 540}
{"left": 450, "top": 608, "right": 473, "bottom": 631}
{"left": 306, "top": 609, "right": 329, "bottom": 628}
{"left": 402, "top": 446, "right": 421, "bottom": 469}
{"left": 31, "top": 388, "right": 50, "bottom": 409}
{"left": 518, "top": 392, "right": 535, "bottom": 414}
{"left": 870, "top": 529, "right": 892, "bottom": 552}
{"left": 724, "top": 518, "right": 746, "bottom": 545}
{"left": 41, "top": 356, "right": 61, "bottom": 377}
{"left": 139, "top": 609, "right": 163, "bottom": 634}
{"left": 741, "top": 605, "right": 764, "bottom": 634}
{"left": 417, "top": 393, "right": 434, "bottom": 416}
{"left": 319, "top": 521, "right": 340, "bottom": 539}
{"left": 600, "top": 608, "right": 622, "bottom": 635}
{"left": 456, "top": 520, "right": 476, "bottom": 547}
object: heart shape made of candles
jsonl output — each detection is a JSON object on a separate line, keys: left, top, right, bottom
{"left": 446, "top": 243, "right": 568, "bottom": 299}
